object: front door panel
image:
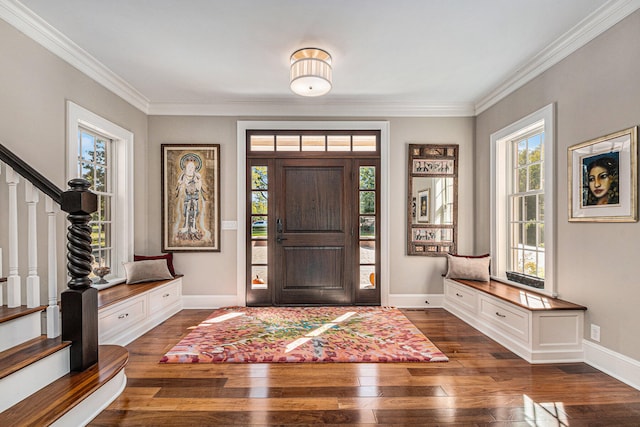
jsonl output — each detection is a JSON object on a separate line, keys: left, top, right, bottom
{"left": 275, "top": 159, "right": 352, "bottom": 305}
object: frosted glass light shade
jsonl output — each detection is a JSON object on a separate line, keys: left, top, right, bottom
{"left": 290, "top": 48, "right": 332, "bottom": 97}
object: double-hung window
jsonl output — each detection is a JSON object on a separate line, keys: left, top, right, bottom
{"left": 78, "top": 127, "right": 113, "bottom": 270}
{"left": 67, "top": 101, "right": 134, "bottom": 286}
{"left": 491, "top": 104, "right": 555, "bottom": 296}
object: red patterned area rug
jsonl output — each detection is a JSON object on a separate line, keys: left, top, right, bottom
{"left": 160, "top": 306, "right": 448, "bottom": 363}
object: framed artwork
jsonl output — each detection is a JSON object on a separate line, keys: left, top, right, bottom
{"left": 568, "top": 127, "right": 637, "bottom": 222}
{"left": 417, "top": 189, "right": 430, "bottom": 223}
{"left": 162, "top": 144, "right": 221, "bottom": 251}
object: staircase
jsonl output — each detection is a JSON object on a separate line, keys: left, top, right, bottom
{"left": 0, "top": 143, "right": 127, "bottom": 425}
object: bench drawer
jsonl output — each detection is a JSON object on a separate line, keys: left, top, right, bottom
{"left": 444, "top": 279, "right": 477, "bottom": 314}
{"left": 149, "top": 280, "right": 181, "bottom": 312}
{"left": 479, "top": 295, "right": 529, "bottom": 343}
{"left": 99, "top": 296, "right": 147, "bottom": 339}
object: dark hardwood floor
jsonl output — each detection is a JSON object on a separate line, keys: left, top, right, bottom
{"left": 90, "top": 308, "right": 640, "bottom": 426}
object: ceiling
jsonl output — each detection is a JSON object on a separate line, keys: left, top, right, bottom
{"left": 3, "top": 0, "right": 638, "bottom": 116}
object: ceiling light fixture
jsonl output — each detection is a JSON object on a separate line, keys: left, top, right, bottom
{"left": 289, "top": 48, "right": 332, "bottom": 97}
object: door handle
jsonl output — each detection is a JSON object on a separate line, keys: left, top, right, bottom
{"left": 276, "top": 218, "right": 286, "bottom": 244}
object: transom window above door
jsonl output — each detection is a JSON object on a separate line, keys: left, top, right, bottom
{"left": 249, "top": 132, "right": 378, "bottom": 153}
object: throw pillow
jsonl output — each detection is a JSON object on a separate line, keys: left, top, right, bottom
{"left": 124, "top": 259, "right": 174, "bottom": 284}
{"left": 134, "top": 253, "right": 175, "bottom": 276}
{"left": 445, "top": 253, "right": 491, "bottom": 282}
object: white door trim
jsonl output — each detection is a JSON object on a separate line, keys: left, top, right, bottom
{"left": 236, "top": 121, "right": 390, "bottom": 306}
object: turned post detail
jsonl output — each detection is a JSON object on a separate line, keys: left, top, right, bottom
{"left": 61, "top": 178, "right": 98, "bottom": 371}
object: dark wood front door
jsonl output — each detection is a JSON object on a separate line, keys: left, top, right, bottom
{"left": 246, "top": 129, "right": 380, "bottom": 307}
{"left": 274, "top": 159, "right": 353, "bottom": 305}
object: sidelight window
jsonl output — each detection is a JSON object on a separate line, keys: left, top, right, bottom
{"left": 358, "top": 165, "right": 377, "bottom": 289}
{"left": 250, "top": 165, "right": 268, "bottom": 289}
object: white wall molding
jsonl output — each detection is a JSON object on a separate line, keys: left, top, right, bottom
{"left": 475, "top": 0, "right": 640, "bottom": 114}
{"left": 182, "top": 294, "right": 240, "bottom": 309}
{"left": 584, "top": 339, "right": 640, "bottom": 391}
{"left": 0, "top": 0, "right": 149, "bottom": 113}
{"left": 388, "top": 294, "right": 444, "bottom": 308}
{"left": 148, "top": 100, "right": 475, "bottom": 117}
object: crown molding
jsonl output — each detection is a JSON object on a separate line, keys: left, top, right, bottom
{"left": 0, "top": 0, "right": 150, "bottom": 113}
{"left": 475, "top": 0, "right": 640, "bottom": 115}
{"left": 147, "top": 100, "right": 476, "bottom": 117}
{"left": 4, "top": 0, "right": 638, "bottom": 118}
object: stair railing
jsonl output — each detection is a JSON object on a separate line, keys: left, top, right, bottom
{"left": 0, "top": 142, "right": 98, "bottom": 371}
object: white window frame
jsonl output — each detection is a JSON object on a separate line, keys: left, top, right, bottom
{"left": 67, "top": 101, "right": 134, "bottom": 286}
{"left": 490, "top": 103, "right": 556, "bottom": 297}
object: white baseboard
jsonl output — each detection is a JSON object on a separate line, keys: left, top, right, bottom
{"left": 182, "top": 294, "right": 442, "bottom": 309}
{"left": 583, "top": 339, "right": 640, "bottom": 391}
{"left": 182, "top": 295, "right": 240, "bottom": 309}
{"left": 388, "top": 294, "right": 444, "bottom": 308}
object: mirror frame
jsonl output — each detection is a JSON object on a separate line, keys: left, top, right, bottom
{"left": 407, "top": 144, "right": 458, "bottom": 256}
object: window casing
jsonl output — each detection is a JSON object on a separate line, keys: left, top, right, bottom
{"left": 67, "top": 101, "right": 134, "bottom": 286}
{"left": 491, "top": 104, "right": 555, "bottom": 296}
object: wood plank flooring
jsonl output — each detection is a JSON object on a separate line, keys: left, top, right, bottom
{"left": 90, "top": 308, "right": 640, "bottom": 426}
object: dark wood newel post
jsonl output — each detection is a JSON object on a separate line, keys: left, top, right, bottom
{"left": 61, "top": 178, "right": 98, "bottom": 371}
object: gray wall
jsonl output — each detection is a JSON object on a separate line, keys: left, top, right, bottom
{"left": 475, "top": 10, "right": 640, "bottom": 360}
{"left": 0, "top": 20, "right": 149, "bottom": 292}
{"left": 0, "top": 17, "right": 475, "bottom": 301}
{"left": 147, "top": 116, "right": 475, "bottom": 296}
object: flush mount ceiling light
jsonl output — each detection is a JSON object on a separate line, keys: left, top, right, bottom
{"left": 289, "top": 48, "right": 332, "bottom": 97}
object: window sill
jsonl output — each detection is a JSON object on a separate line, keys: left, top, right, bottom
{"left": 490, "top": 275, "right": 557, "bottom": 298}
{"left": 91, "top": 277, "right": 126, "bottom": 291}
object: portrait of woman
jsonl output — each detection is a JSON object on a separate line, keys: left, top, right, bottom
{"left": 583, "top": 154, "right": 619, "bottom": 206}
{"left": 569, "top": 126, "right": 636, "bottom": 222}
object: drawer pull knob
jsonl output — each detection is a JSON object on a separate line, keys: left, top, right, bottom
{"left": 163, "top": 293, "right": 170, "bottom": 298}
{"left": 495, "top": 312, "right": 506, "bottom": 318}
{"left": 118, "top": 313, "right": 129, "bottom": 319}
{"left": 456, "top": 293, "right": 463, "bottom": 297}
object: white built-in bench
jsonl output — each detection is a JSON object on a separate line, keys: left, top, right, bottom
{"left": 443, "top": 277, "right": 586, "bottom": 363}
{"left": 97, "top": 276, "right": 183, "bottom": 346}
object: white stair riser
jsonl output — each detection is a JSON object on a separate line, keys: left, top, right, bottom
{"left": 0, "top": 347, "right": 70, "bottom": 412}
{"left": 0, "top": 311, "right": 41, "bottom": 352}
{"left": 52, "top": 371, "right": 127, "bottom": 427}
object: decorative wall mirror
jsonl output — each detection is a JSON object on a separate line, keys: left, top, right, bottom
{"left": 407, "top": 144, "right": 458, "bottom": 256}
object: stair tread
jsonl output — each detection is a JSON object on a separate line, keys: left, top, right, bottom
{"left": 0, "top": 335, "right": 70, "bottom": 380}
{"left": 0, "top": 344, "right": 128, "bottom": 426}
{"left": 0, "top": 304, "right": 46, "bottom": 324}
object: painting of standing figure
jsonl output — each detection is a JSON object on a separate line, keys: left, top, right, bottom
{"left": 162, "top": 144, "right": 220, "bottom": 251}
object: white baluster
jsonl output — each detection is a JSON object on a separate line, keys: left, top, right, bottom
{"left": 5, "top": 166, "right": 21, "bottom": 307}
{"left": 25, "top": 181, "right": 40, "bottom": 308}
{"left": 46, "top": 196, "right": 60, "bottom": 338}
